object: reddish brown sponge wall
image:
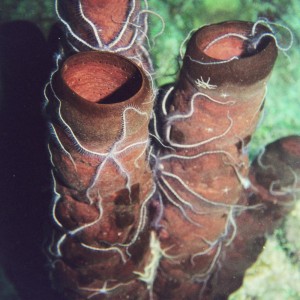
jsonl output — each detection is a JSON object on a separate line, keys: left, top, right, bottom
{"left": 55, "top": 0, "right": 153, "bottom": 71}
{"left": 44, "top": 1, "right": 300, "bottom": 299}
{"left": 153, "top": 21, "right": 278, "bottom": 299}
{"left": 45, "top": 51, "right": 155, "bottom": 299}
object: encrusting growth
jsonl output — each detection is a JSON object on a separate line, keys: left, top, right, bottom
{"left": 44, "top": 1, "right": 299, "bottom": 299}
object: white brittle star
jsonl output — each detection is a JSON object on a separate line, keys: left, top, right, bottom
{"left": 195, "top": 76, "right": 217, "bottom": 90}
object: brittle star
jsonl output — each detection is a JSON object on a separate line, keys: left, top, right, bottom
{"left": 195, "top": 76, "right": 217, "bottom": 90}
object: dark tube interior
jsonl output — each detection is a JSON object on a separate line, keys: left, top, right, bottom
{"left": 197, "top": 22, "right": 273, "bottom": 60}
{"left": 62, "top": 52, "right": 143, "bottom": 104}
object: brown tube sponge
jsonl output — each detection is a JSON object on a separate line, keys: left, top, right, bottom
{"left": 44, "top": 12, "right": 297, "bottom": 299}
{"left": 44, "top": 51, "right": 155, "bottom": 299}
{"left": 206, "top": 135, "right": 300, "bottom": 299}
{"left": 55, "top": 0, "right": 152, "bottom": 70}
{"left": 152, "top": 21, "right": 278, "bottom": 299}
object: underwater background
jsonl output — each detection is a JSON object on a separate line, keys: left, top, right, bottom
{"left": 0, "top": 0, "right": 299, "bottom": 299}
